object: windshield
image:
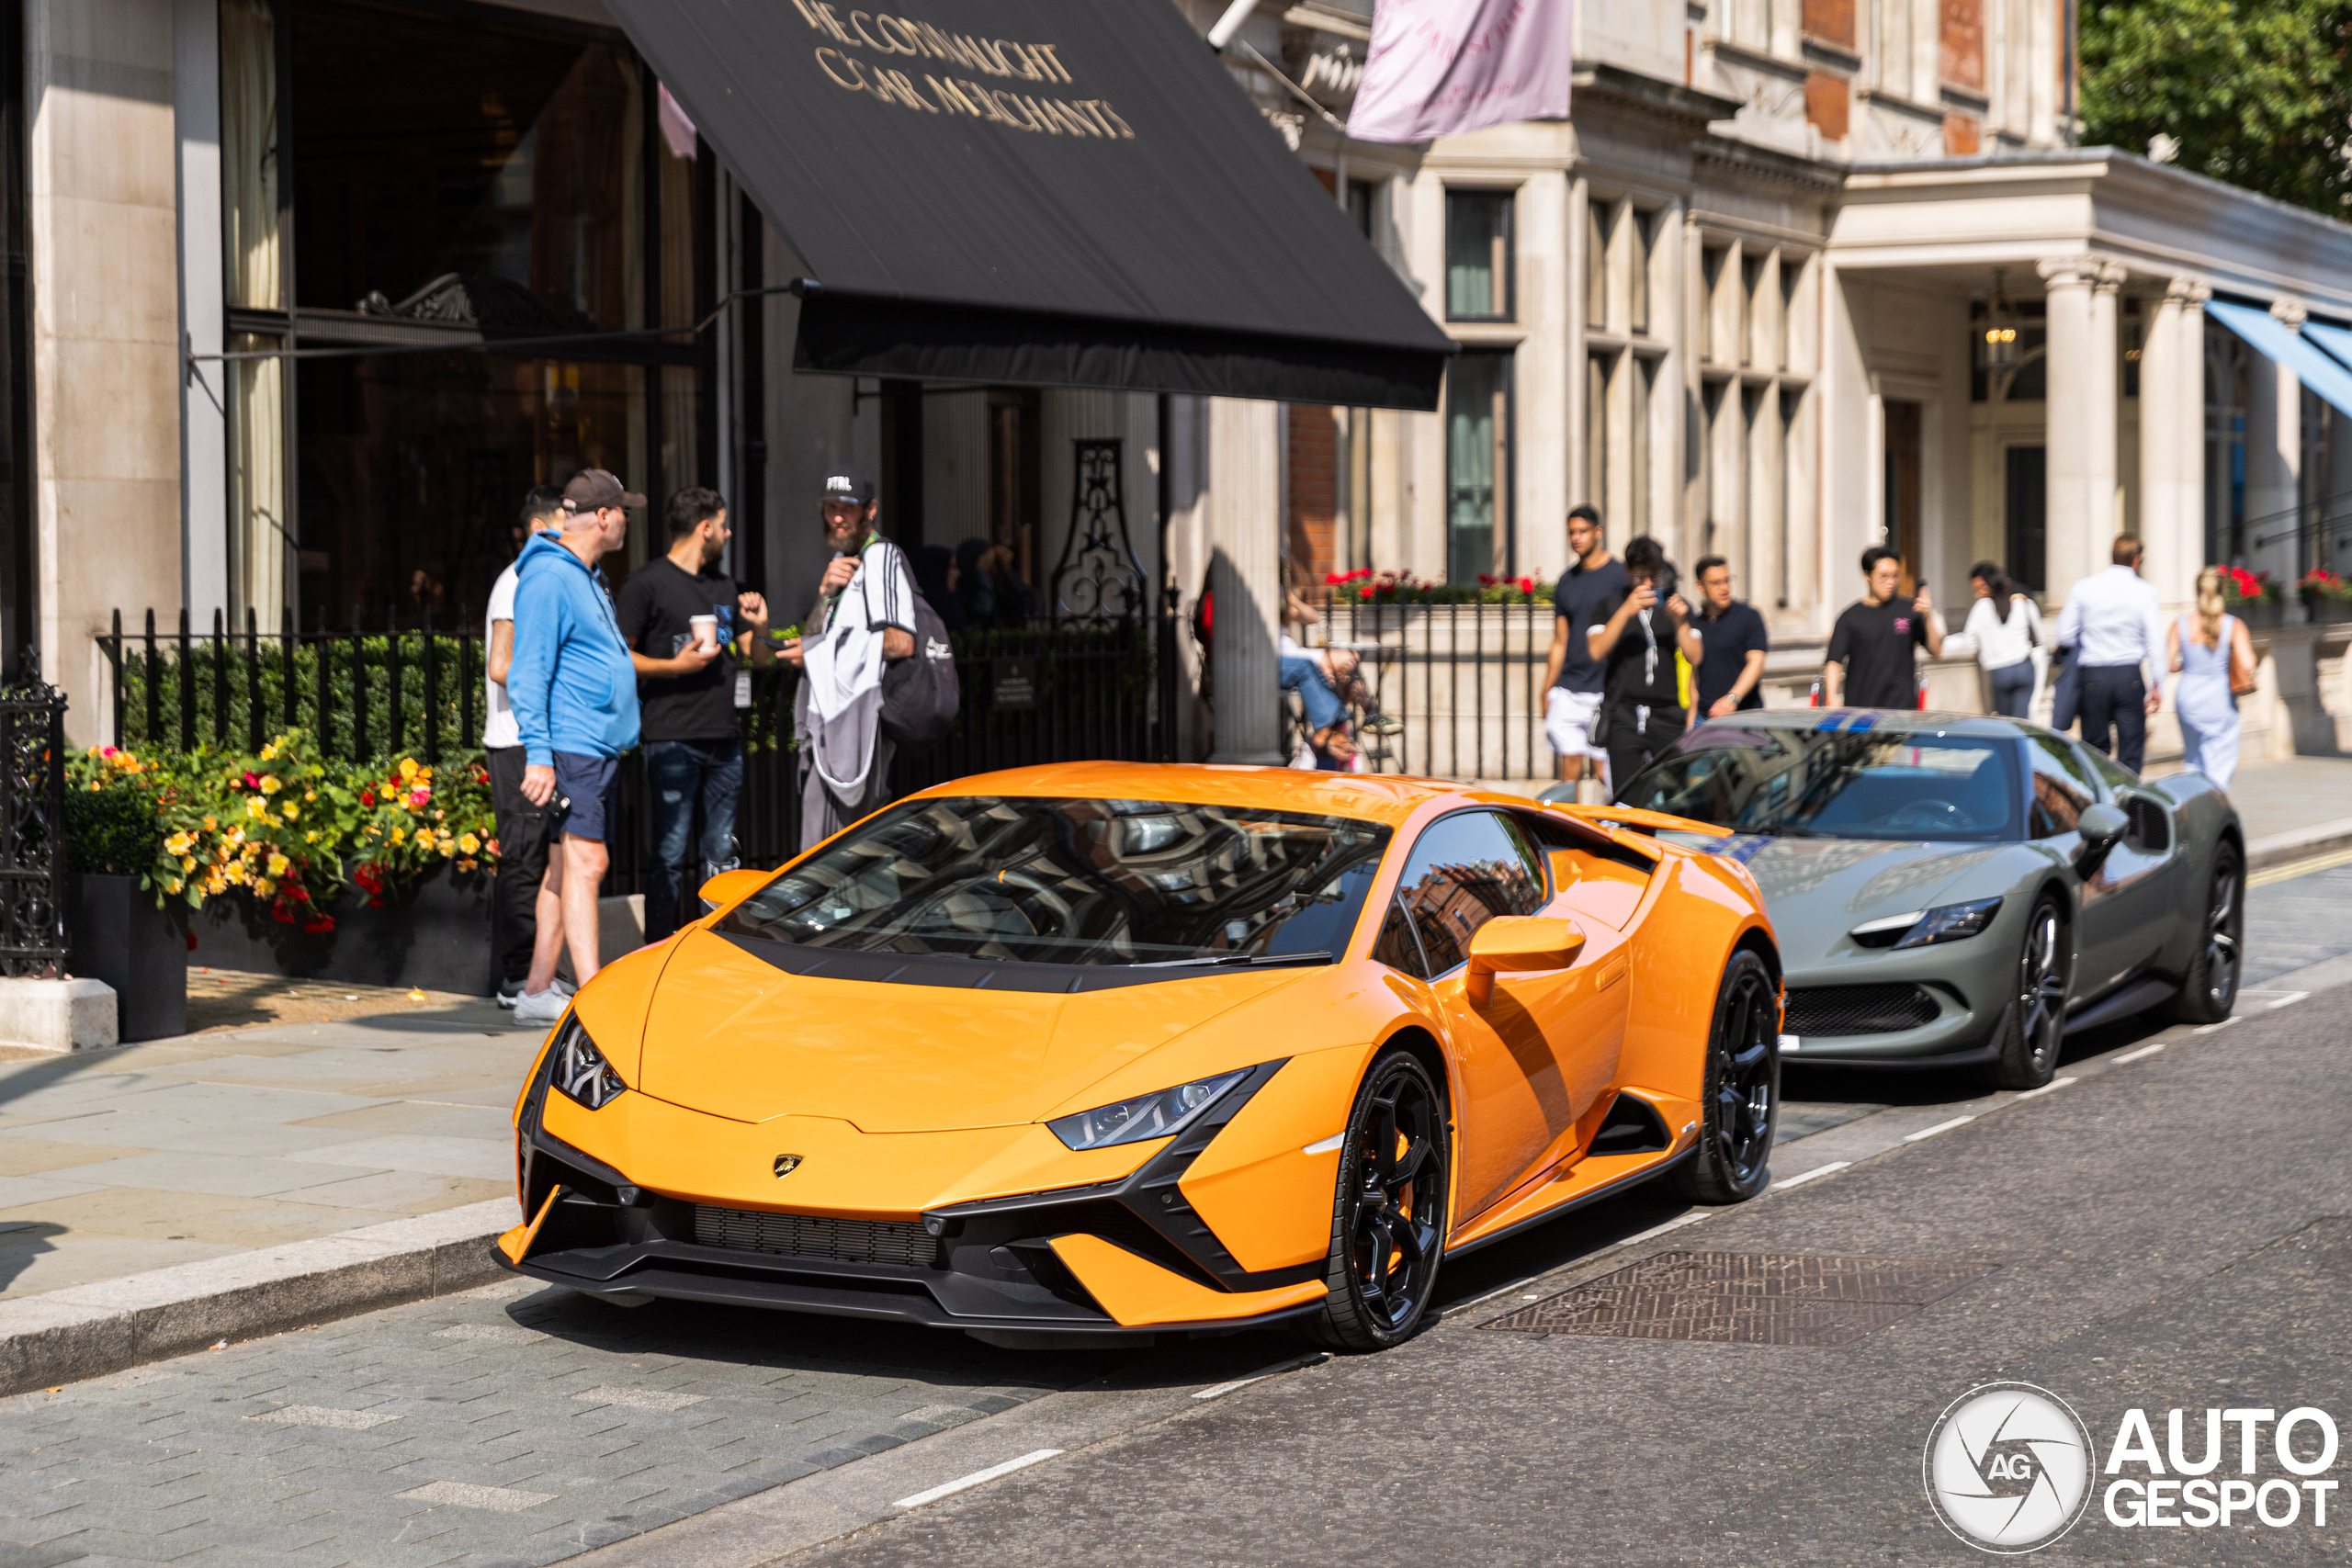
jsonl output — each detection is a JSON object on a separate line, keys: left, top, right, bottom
{"left": 1617, "top": 726, "right": 2022, "bottom": 842}
{"left": 720, "top": 795, "right": 1392, "bottom": 966}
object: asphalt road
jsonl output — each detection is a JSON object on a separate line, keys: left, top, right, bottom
{"left": 4, "top": 872, "right": 2347, "bottom": 1568}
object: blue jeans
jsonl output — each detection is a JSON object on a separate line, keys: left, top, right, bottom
{"left": 1280, "top": 657, "right": 1344, "bottom": 733}
{"left": 643, "top": 739, "right": 743, "bottom": 942}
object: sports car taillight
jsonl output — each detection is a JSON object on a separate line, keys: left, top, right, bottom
{"left": 550, "top": 1015, "right": 628, "bottom": 1111}
{"left": 1046, "top": 1068, "right": 1250, "bottom": 1151}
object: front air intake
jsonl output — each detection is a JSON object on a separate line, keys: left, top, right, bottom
{"left": 1783, "top": 983, "right": 1940, "bottom": 1037}
{"left": 693, "top": 1206, "right": 939, "bottom": 1268}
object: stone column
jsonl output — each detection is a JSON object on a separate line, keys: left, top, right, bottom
{"left": 1206, "top": 397, "right": 1285, "bottom": 764}
{"left": 2138, "top": 278, "right": 2211, "bottom": 612}
{"left": 2039, "top": 255, "right": 2120, "bottom": 598}
{"left": 2245, "top": 297, "right": 2305, "bottom": 583}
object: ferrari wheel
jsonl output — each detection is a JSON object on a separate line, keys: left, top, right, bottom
{"left": 1309, "top": 1048, "right": 1449, "bottom": 1351}
{"left": 2166, "top": 843, "right": 2242, "bottom": 1025}
{"left": 1673, "top": 950, "right": 1779, "bottom": 1203}
{"left": 1989, "top": 895, "right": 2069, "bottom": 1089}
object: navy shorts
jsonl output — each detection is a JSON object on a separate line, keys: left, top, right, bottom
{"left": 551, "top": 752, "right": 620, "bottom": 843}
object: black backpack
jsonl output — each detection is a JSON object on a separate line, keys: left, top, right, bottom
{"left": 880, "top": 586, "right": 961, "bottom": 752}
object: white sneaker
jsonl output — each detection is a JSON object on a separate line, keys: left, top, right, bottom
{"left": 513, "top": 987, "right": 570, "bottom": 1027}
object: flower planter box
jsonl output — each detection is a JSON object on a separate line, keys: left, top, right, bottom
{"left": 2233, "top": 600, "right": 2286, "bottom": 629}
{"left": 67, "top": 874, "right": 188, "bottom": 1042}
{"left": 186, "top": 861, "right": 497, "bottom": 996}
{"left": 2302, "top": 598, "right": 2352, "bottom": 626}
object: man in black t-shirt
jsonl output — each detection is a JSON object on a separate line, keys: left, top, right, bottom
{"left": 1825, "top": 545, "right": 1941, "bottom": 709}
{"left": 1540, "top": 505, "right": 1631, "bottom": 801}
{"left": 1587, "top": 536, "right": 1702, "bottom": 790}
{"left": 615, "top": 487, "right": 773, "bottom": 942}
{"left": 1690, "top": 555, "right": 1770, "bottom": 718}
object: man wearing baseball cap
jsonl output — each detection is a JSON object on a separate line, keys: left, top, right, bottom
{"left": 506, "top": 468, "right": 642, "bottom": 1026}
{"left": 781, "top": 465, "right": 917, "bottom": 850}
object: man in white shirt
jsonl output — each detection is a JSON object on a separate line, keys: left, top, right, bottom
{"left": 484, "top": 486, "right": 571, "bottom": 1008}
{"left": 2054, "top": 533, "right": 2165, "bottom": 773}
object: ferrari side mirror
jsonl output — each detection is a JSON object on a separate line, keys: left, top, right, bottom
{"left": 1464, "top": 916, "right": 1588, "bottom": 1008}
{"left": 698, "top": 867, "right": 771, "bottom": 913}
{"left": 2073, "top": 802, "right": 2128, "bottom": 877}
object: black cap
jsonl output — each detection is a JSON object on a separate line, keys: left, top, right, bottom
{"left": 821, "top": 466, "right": 877, "bottom": 508}
{"left": 561, "top": 468, "right": 647, "bottom": 513}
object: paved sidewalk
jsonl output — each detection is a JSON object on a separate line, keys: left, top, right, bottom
{"left": 0, "top": 1000, "right": 541, "bottom": 1303}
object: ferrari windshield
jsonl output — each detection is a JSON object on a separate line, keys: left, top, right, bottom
{"left": 720, "top": 795, "right": 1392, "bottom": 966}
{"left": 1618, "top": 727, "right": 2022, "bottom": 842}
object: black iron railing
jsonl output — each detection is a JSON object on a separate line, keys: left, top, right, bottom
{"left": 0, "top": 651, "right": 67, "bottom": 976}
{"left": 96, "top": 609, "right": 1160, "bottom": 891}
{"left": 1311, "top": 593, "right": 1555, "bottom": 781}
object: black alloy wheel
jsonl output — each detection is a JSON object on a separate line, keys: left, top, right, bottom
{"left": 1310, "top": 1049, "right": 1449, "bottom": 1351}
{"left": 1991, "top": 896, "right": 2069, "bottom": 1089}
{"left": 2168, "top": 844, "right": 2243, "bottom": 1025}
{"left": 1675, "top": 949, "right": 1779, "bottom": 1202}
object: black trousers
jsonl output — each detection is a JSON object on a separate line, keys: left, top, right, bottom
{"left": 487, "top": 746, "right": 553, "bottom": 986}
{"left": 2077, "top": 664, "right": 2147, "bottom": 773}
{"left": 1604, "top": 703, "right": 1686, "bottom": 796}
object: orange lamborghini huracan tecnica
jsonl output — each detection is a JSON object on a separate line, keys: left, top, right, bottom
{"left": 497, "top": 764, "right": 1784, "bottom": 1350}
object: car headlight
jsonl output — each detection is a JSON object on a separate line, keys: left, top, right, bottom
{"left": 1046, "top": 1068, "right": 1250, "bottom": 1151}
{"left": 1892, "top": 897, "right": 2003, "bottom": 949}
{"left": 550, "top": 1015, "right": 628, "bottom": 1111}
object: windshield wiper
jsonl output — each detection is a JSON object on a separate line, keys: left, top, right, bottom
{"left": 1132, "top": 950, "right": 1334, "bottom": 970}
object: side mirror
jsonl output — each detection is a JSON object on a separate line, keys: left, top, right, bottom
{"left": 698, "top": 867, "right": 770, "bottom": 914}
{"left": 1464, "top": 916, "right": 1588, "bottom": 1008}
{"left": 2073, "top": 802, "right": 2128, "bottom": 878}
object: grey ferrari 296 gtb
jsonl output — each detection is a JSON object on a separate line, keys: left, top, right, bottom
{"left": 1598, "top": 709, "right": 2245, "bottom": 1089}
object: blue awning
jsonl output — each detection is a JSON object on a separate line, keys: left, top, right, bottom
{"left": 2301, "top": 318, "right": 2352, "bottom": 375}
{"left": 2208, "top": 300, "right": 2352, "bottom": 421}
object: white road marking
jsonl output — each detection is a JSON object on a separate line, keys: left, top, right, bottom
{"left": 2112, "top": 1042, "right": 2167, "bottom": 1063}
{"left": 1903, "top": 1115, "right": 1976, "bottom": 1143}
{"left": 2012, "top": 1076, "right": 2078, "bottom": 1100}
{"left": 894, "top": 1450, "right": 1064, "bottom": 1510}
{"left": 2194, "top": 1017, "right": 2240, "bottom": 1035}
{"left": 2267, "top": 991, "right": 2310, "bottom": 1010}
{"left": 1190, "top": 1354, "right": 1326, "bottom": 1402}
{"left": 249, "top": 1405, "right": 400, "bottom": 1430}
{"left": 1300, "top": 1132, "right": 1345, "bottom": 1156}
{"left": 1770, "top": 1161, "right": 1851, "bottom": 1190}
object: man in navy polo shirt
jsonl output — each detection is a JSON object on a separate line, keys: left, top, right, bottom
{"left": 1689, "top": 555, "right": 1770, "bottom": 719}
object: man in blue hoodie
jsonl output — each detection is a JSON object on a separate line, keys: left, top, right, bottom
{"left": 507, "top": 468, "right": 643, "bottom": 1025}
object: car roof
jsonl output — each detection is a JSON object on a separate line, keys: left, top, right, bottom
{"left": 1695, "top": 709, "right": 2038, "bottom": 741}
{"left": 900, "top": 761, "right": 1519, "bottom": 828}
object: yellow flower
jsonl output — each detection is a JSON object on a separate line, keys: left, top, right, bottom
{"left": 304, "top": 790, "right": 316, "bottom": 802}
{"left": 267, "top": 852, "right": 289, "bottom": 877}
{"left": 165, "top": 877, "right": 183, "bottom": 895}
{"left": 434, "top": 808, "right": 445, "bottom": 821}
{"left": 304, "top": 829, "right": 319, "bottom": 844}
{"left": 281, "top": 801, "right": 300, "bottom": 820}
{"left": 246, "top": 795, "right": 267, "bottom": 818}
{"left": 86, "top": 780, "right": 100, "bottom": 792}
{"left": 164, "top": 831, "right": 192, "bottom": 855}
{"left": 179, "top": 855, "right": 195, "bottom": 873}
{"left": 398, "top": 757, "right": 419, "bottom": 780}
{"left": 260, "top": 775, "right": 281, "bottom": 795}
{"left": 458, "top": 832, "right": 480, "bottom": 854}
{"left": 201, "top": 816, "right": 218, "bottom": 830}
{"left": 254, "top": 877, "right": 277, "bottom": 898}
{"left": 439, "top": 840, "right": 455, "bottom": 857}
{"left": 390, "top": 827, "right": 405, "bottom": 844}
{"left": 259, "top": 741, "right": 277, "bottom": 761}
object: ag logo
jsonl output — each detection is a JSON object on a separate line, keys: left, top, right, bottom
{"left": 773, "top": 1154, "right": 804, "bottom": 1179}
{"left": 1925, "top": 1382, "right": 2093, "bottom": 1552}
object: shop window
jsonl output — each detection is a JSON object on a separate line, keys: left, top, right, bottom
{"left": 2005, "top": 446, "right": 2048, "bottom": 593}
{"left": 275, "top": 1, "right": 708, "bottom": 623}
{"left": 1447, "top": 351, "right": 1512, "bottom": 581}
{"left": 1445, "top": 190, "right": 1513, "bottom": 321}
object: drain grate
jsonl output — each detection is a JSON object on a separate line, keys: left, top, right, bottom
{"left": 1480, "top": 1249, "right": 1996, "bottom": 1346}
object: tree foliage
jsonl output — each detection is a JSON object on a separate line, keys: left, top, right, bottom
{"left": 2080, "top": 0, "right": 2352, "bottom": 214}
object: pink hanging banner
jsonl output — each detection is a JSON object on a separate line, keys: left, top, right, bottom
{"left": 1346, "top": 0, "right": 1573, "bottom": 145}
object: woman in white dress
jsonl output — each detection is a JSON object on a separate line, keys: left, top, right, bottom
{"left": 2167, "top": 566, "right": 2256, "bottom": 789}
{"left": 1962, "top": 560, "right": 2041, "bottom": 718}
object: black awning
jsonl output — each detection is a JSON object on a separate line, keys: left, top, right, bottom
{"left": 600, "top": 0, "right": 1455, "bottom": 410}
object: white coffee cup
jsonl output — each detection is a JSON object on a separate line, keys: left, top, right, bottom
{"left": 688, "top": 615, "right": 718, "bottom": 653}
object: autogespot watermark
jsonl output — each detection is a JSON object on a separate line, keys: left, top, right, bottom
{"left": 1925, "top": 1385, "right": 2341, "bottom": 1553}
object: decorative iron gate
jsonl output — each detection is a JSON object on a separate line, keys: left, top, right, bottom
{"left": 0, "top": 651, "right": 67, "bottom": 976}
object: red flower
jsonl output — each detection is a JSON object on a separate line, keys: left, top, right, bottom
{"left": 1518, "top": 576, "right": 1535, "bottom": 594}
{"left": 360, "top": 790, "right": 375, "bottom": 807}
{"left": 242, "top": 772, "right": 260, "bottom": 789}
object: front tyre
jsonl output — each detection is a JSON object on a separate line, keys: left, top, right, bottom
{"left": 1673, "top": 949, "right": 1780, "bottom": 1203}
{"left": 1989, "top": 896, "right": 2069, "bottom": 1089}
{"left": 2166, "top": 842, "right": 2243, "bottom": 1025}
{"left": 1308, "top": 1048, "right": 1449, "bottom": 1352}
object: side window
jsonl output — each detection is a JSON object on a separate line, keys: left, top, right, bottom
{"left": 2025, "top": 737, "right": 2096, "bottom": 840}
{"left": 1391, "top": 811, "right": 1545, "bottom": 976}
{"left": 2080, "top": 745, "right": 2138, "bottom": 796}
{"left": 1371, "top": 897, "right": 1429, "bottom": 978}
{"left": 2076, "top": 744, "right": 2170, "bottom": 853}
